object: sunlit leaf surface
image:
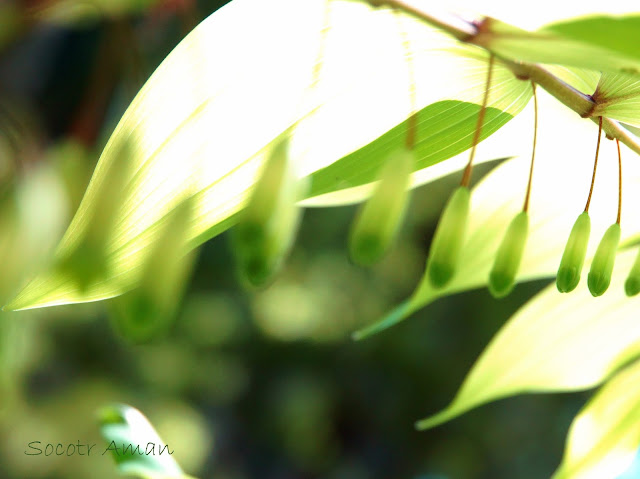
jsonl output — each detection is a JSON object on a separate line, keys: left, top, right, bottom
{"left": 5, "top": 0, "right": 531, "bottom": 310}
{"left": 99, "top": 403, "right": 193, "bottom": 479}
{"left": 415, "top": 248, "right": 640, "bottom": 429}
{"left": 593, "top": 72, "right": 640, "bottom": 127}
{"left": 552, "top": 360, "right": 640, "bottom": 479}
{"left": 355, "top": 89, "right": 640, "bottom": 338}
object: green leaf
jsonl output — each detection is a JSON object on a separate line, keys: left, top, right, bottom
{"left": 354, "top": 89, "right": 640, "bottom": 339}
{"left": 416, "top": 248, "right": 640, "bottom": 430}
{"left": 552, "top": 360, "right": 640, "bottom": 479}
{"left": 476, "top": 16, "right": 640, "bottom": 75}
{"left": 99, "top": 403, "right": 194, "bottom": 479}
{"left": 4, "top": 0, "right": 531, "bottom": 311}
{"left": 592, "top": 72, "right": 640, "bottom": 127}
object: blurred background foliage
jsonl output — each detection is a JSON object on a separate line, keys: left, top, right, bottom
{"left": 0, "top": 1, "right": 594, "bottom": 478}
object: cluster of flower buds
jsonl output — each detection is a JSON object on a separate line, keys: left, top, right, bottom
{"left": 423, "top": 59, "right": 632, "bottom": 299}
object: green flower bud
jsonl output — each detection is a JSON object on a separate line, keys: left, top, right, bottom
{"left": 556, "top": 212, "right": 591, "bottom": 293}
{"left": 426, "top": 186, "right": 470, "bottom": 288}
{"left": 587, "top": 223, "right": 621, "bottom": 297}
{"left": 489, "top": 211, "right": 529, "bottom": 298}
{"left": 233, "top": 133, "right": 306, "bottom": 287}
{"left": 111, "top": 198, "right": 195, "bottom": 343}
{"left": 349, "top": 147, "right": 413, "bottom": 266}
{"left": 57, "top": 139, "right": 132, "bottom": 291}
{"left": 624, "top": 247, "right": 640, "bottom": 296}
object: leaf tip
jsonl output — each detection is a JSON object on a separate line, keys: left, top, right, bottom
{"left": 352, "top": 300, "right": 412, "bottom": 340}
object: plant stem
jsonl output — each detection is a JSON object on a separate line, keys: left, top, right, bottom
{"left": 369, "top": 0, "right": 640, "bottom": 157}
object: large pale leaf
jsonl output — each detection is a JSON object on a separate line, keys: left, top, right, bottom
{"left": 415, "top": 248, "right": 640, "bottom": 430}
{"left": 355, "top": 88, "right": 640, "bottom": 338}
{"left": 5, "top": 0, "right": 532, "bottom": 310}
{"left": 552, "top": 360, "right": 640, "bottom": 479}
{"left": 99, "top": 403, "right": 195, "bottom": 479}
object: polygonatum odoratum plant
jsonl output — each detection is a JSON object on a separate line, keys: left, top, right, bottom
{"left": 5, "top": 0, "right": 640, "bottom": 477}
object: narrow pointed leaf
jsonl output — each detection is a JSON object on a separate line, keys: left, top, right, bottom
{"left": 99, "top": 403, "right": 193, "bottom": 479}
{"left": 5, "top": 0, "right": 532, "bottom": 311}
{"left": 416, "top": 248, "right": 640, "bottom": 430}
{"left": 557, "top": 212, "right": 591, "bottom": 293}
{"left": 348, "top": 147, "right": 413, "bottom": 265}
{"left": 552, "top": 360, "right": 640, "bottom": 479}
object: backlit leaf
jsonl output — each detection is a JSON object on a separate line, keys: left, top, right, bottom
{"left": 415, "top": 248, "right": 640, "bottom": 430}
{"left": 4, "top": 0, "right": 531, "bottom": 311}
{"left": 552, "top": 360, "right": 640, "bottom": 479}
{"left": 592, "top": 72, "right": 640, "bottom": 127}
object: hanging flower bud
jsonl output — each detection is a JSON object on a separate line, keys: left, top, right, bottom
{"left": 348, "top": 147, "right": 413, "bottom": 266}
{"left": 426, "top": 186, "right": 470, "bottom": 288}
{"left": 489, "top": 211, "right": 529, "bottom": 298}
{"left": 587, "top": 223, "right": 621, "bottom": 297}
{"left": 556, "top": 212, "right": 591, "bottom": 293}
{"left": 233, "top": 133, "right": 307, "bottom": 287}
{"left": 624, "top": 248, "right": 640, "bottom": 296}
{"left": 57, "top": 139, "right": 132, "bottom": 291}
{"left": 110, "top": 198, "right": 196, "bottom": 343}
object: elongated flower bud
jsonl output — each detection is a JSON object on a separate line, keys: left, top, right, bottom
{"left": 556, "top": 212, "right": 591, "bottom": 293}
{"left": 587, "top": 223, "right": 621, "bottom": 297}
{"left": 489, "top": 211, "right": 529, "bottom": 298}
{"left": 426, "top": 186, "right": 470, "bottom": 288}
{"left": 111, "top": 198, "right": 195, "bottom": 343}
{"left": 624, "top": 248, "right": 640, "bottom": 296}
{"left": 58, "top": 139, "right": 132, "bottom": 291}
{"left": 349, "top": 147, "right": 413, "bottom": 265}
{"left": 233, "top": 133, "right": 306, "bottom": 287}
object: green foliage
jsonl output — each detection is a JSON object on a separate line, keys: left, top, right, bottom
{"left": 4, "top": 1, "right": 640, "bottom": 477}
{"left": 99, "top": 404, "right": 193, "bottom": 479}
